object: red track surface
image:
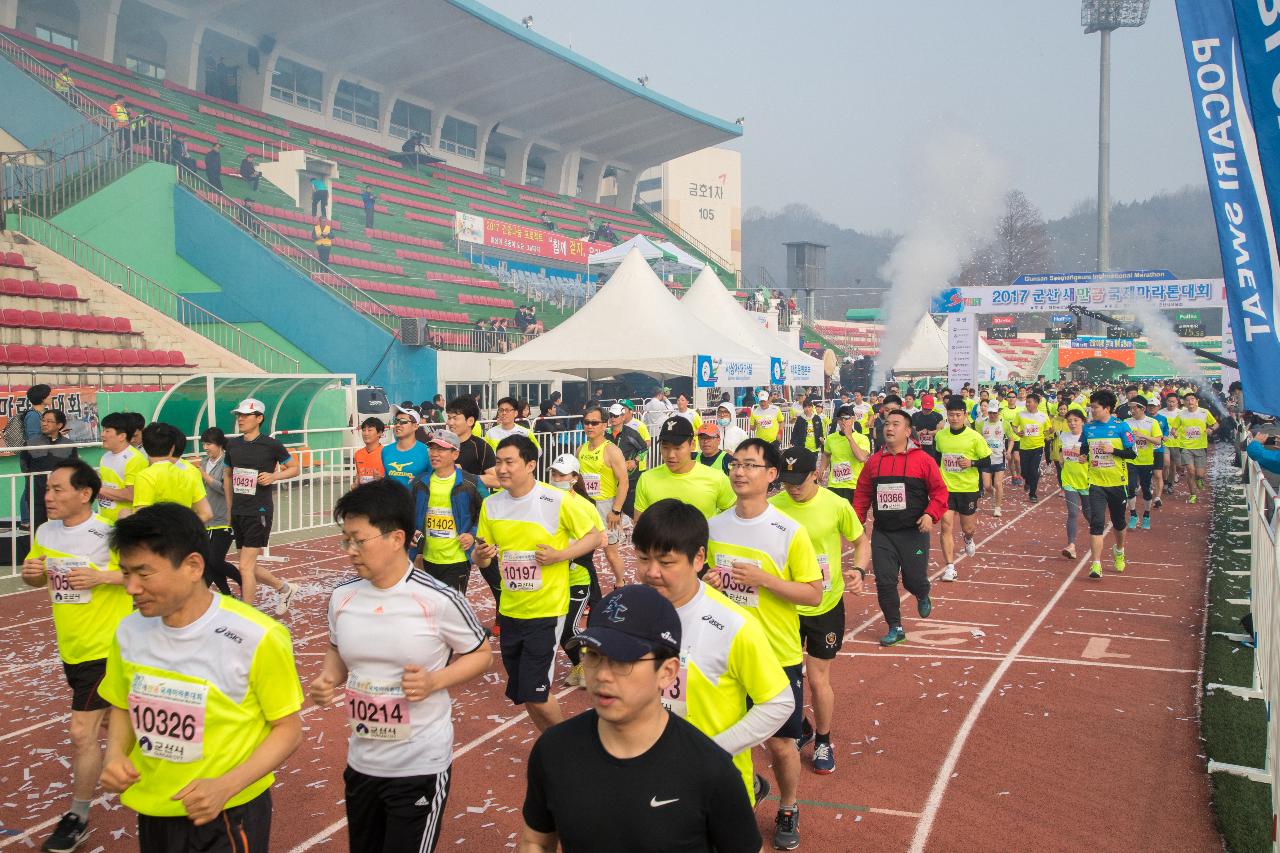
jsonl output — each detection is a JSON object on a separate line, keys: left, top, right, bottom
{"left": 0, "top": 471, "right": 1220, "bottom": 851}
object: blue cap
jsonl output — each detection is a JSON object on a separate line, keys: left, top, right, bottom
{"left": 566, "top": 585, "right": 681, "bottom": 661}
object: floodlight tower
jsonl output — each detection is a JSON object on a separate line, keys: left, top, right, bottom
{"left": 1081, "top": 0, "right": 1150, "bottom": 272}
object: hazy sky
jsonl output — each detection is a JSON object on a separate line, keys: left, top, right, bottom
{"left": 482, "top": 1, "right": 1206, "bottom": 234}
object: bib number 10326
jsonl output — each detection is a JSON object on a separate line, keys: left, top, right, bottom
{"left": 127, "top": 673, "right": 208, "bottom": 763}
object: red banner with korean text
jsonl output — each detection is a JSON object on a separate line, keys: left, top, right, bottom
{"left": 455, "top": 212, "right": 610, "bottom": 264}
{"left": 0, "top": 386, "right": 100, "bottom": 454}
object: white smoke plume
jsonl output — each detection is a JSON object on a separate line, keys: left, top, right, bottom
{"left": 874, "top": 131, "right": 1009, "bottom": 385}
{"left": 1125, "top": 299, "right": 1225, "bottom": 404}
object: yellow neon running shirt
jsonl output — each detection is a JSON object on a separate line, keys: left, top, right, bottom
{"left": 29, "top": 514, "right": 131, "bottom": 664}
{"left": 423, "top": 474, "right": 464, "bottom": 564}
{"left": 633, "top": 463, "right": 735, "bottom": 519}
{"left": 822, "top": 430, "right": 870, "bottom": 492}
{"left": 749, "top": 405, "right": 781, "bottom": 442}
{"left": 133, "top": 460, "right": 206, "bottom": 510}
{"left": 1013, "top": 410, "right": 1051, "bottom": 450}
{"left": 1176, "top": 409, "right": 1216, "bottom": 450}
{"left": 564, "top": 490, "right": 604, "bottom": 588}
{"left": 1058, "top": 432, "right": 1090, "bottom": 492}
{"left": 476, "top": 482, "right": 600, "bottom": 619}
{"left": 98, "top": 594, "right": 303, "bottom": 817}
{"left": 933, "top": 427, "right": 992, "bottom": 493}
{"left": 485, "top": 424, "right": 541, "bottom": 454}
{"left": 706, "top": 505, "right": 822, "bottom": 667}
{"left": 98, "top": 446, "right": 148, "bottom": 523}
{"left": 769, "top": 487, "right": 864, "bottom": 617}
{"left": 576, "top": 441, "right": 619, "bottom": 502}
{"left": 1124, "top": 416, "right": 1163, "bottom": 466}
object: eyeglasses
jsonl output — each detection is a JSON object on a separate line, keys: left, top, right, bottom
{"left": 727, "top": 461, "right": 770, "bottom": 472}
{"left": 338, "top": 531, "right": 390, "bottom": 552}
{"left": 580, "top": 648, "right": 657, "bottom": 675}
{"left": 393, "top": 419, "right": 414, "bottom": 426}
{"left": 582, "top": 419, "right": 603, "bottom": 426}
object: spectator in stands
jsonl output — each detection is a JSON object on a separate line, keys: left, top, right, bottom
{"left": 399, "top": 132, "right": 429, "bottom": 169}
{"left": 14, "top": 384, "right": 52, "bottom": 530}
{"left": 584, "top": 216, "right": 600, "bottom": 241}
{"left": 313, "top": 217, "right": 333, "bottom": 266}
{"left": 360, "top": 185, "right": 378, "bottom": 229}
{"left": 526, "top": 305, "right": 544, "bottom": 334}
{"left": 310, "top": 174, "right": 330, "bottom": 218}
{"left": 108, "top": 94, "right": 131, "bottom": 152}
{"left": 204, "top": 142, "right": 224, "bottom": 191}
{"left": 54, "top": 64, "right": 73, "bottom": 102}
{"left": 28, "top": 409, "right": 78, "bottom": 530}
{"left": 169, "top": 133, "right": 196, "bottom": 173}
{"left": 539, "top": 209, "right": 556, "bottom": 231}
{"left": 597, "top": 221, "right": 619, "bottom": 244}
{"left": 239, "top": 153, "right": 262, "bottom": 193}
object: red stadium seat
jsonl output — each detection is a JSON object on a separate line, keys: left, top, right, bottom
{"left": 65, "top": 346, "right": 87, "bottom": 365}
{"left": 25, "top": 345, "right": 48, "bottom": 365}
{"left": 1, "top": 279, "right": 21, "bottom": 296}
{"left": 135, "top": 349, "right": 157, "bottom": 367}
{"left": 0, "top": 308, "right": 20, "bottom": 326}
{"left": 5, "top": 345, "right": 27, "bottom": 364}
{"left": 20, "top": 309, "right": 41, "bottom": 328}
{"left": 38, "top": 282, "right": 60, "bottom": 300}
{"left": 123, "top": 384, "right": 143, "bottom": 393}
{"left": 20, "top": 282, "right": 40, "bottom": 298}
{"left": 112, "top": 317, "right": 132, "bottom": 334}
{"left": 74, "top": 314, "right": 97, "bottom": 332}
{"left": 3, "top": 252, "right": 24, "bottom": 267}
{"left": 102, "top": 348, "right": 122, "bottom": 367}
{"left": 0, "top": 345, "right": 9, "bottom": 364}
{"left": 93, "top": 316, "right": 115, "bottom": 334}
{"left": 46, "top": 346, "right": 68, "bottom": 366}
{"left": 84, "top": 347, "right": 105, "bottom": 366}
{"left": 57, "top": 284, "right": 79, "bottom": 301}
{"left": 165, "top": 350, "right": 187, "bottom": 367}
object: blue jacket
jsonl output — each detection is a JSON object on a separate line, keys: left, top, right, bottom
{"left": 408, "top": 467, "right": 488, "bottom": 563}
{"left": 1246, "top": 439, "right": 1280, "bottom": 476}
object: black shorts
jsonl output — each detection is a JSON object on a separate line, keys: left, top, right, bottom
{"left": 138, "top": 790, "right": 270, "bottom": 853}
{"left": 1086, "top": 485, "right": 1128, "bottom": 535}
{"left": 773, "top": 663, "right": 805, "bottom": 739}
{"left": 344, "top": 765, "right": 450, "bottom": 853}
{"left": 947, "top": 492, "right": 978, "bottom": 516}
{"left": 62, "top": 658, "right": 108, "bottom": 712}
{"left": 799, "top": 599, "right": 845, "bottom": 661}
{"left": 987, "top": 462, "right": 1005, "bottom": 473}
{"left": 423, "top": 560, "right": 470, "bottom": 595}
{"left": 230, "top": 512, "right": 273, "bottom": 549}
{"left": 498, "top": 614, "right": 560, "bottom": 705}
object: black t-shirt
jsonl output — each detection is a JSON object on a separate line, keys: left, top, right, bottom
{"left": 223, "top": 434, "right": 291, "bottom": 516}
{"left": 456, "top": 434, "right": 496, "bottom": 477}
{"left": 523, "top": 710, "right": 760, "bottom": 853}
{"left": 911, "top": 410, "right": 944, "bottom": 453}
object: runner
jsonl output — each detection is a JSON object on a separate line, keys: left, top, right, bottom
{"left": 1160, "top": 393, "right": 1182, "bottom": 497}
{"left": 789, "top": 396, "right": 828, "bottom": 452}
{"left": 99, "top": 503, "right": 304, "bottom": 853}
{"left": 1149, "top": 397, "right": 1170, "bottom": 508}
{"left": 310, "top": 479, "right": 491, "bottom": 853}
{"left": 979, "top": 400, "right": 1009, "bottom": 517}
{"left": 381, "top": 406, "right": 430, "bottom": 489}
{"left": 670, "top": 392, "right": 702, "bottom": 430}
{"left": 409, "top": 430, "right": 485, "bottom": 594}
{"left": 222, "top": 399, "right": 298, "bottom": 614}
{"left": 749, "top": 390, "right": 783, "bottom": 447}
{"left": 617, "top": 399, "right": 652, "bottom": 445}
{"left": 633, "top": 498, "right": 793, "bottom": 808}
{"left": 633, "top": 416, "right": 735, "bottom": 522}
{"left": 486, "top": 396, "right": 542, "bottom": 454}
{"left": 1001, "top": 390, "right": 1023, "bottom": 486}
{"left": 472, "top": 435, "right": 602, "bottom": 732}
{"left": 97, "top": 412, "right": 148, "bottom": 524}
{"left": 545, "top": 454, "right": 605, "bottom": 688}
{"left": 20, "top": 460, "right": 131, "bottom": 853}
{"left": 1049, "top": 399, "right": 1070, "bottom": 481}
{"left": 576, "top": 405, "right": 628, "bottom": 587}
{"left": 1058, "top": 409, "right": 1090, "bottom": 559}
{"left": 1175, "top": 391, "right": 1216, "bottom": 504}
{"left": 199, "top": 428, "right": 243, "bottom": 597}
{"left": 704, "top": 438, "right": 824, "bottom": 850}
{"left": 605, "top": 403, "right": 648, "bottom": 518}
{"left": 934, "top": 396, "right": 993, "bottom": 582}
{"left": 850, "top": 391, "right": 873, "bottom": 433}
{"left": 521, "top": 585, "right": 762, "bottom": 853}
{"left": 696, "top": 422, "right": 733, "bottom": 474}
{"left": 819, "top": 404, "right": 871, "bottom": 505}
{"left": 853, "top": 409, "right": 949, "bottom": 646}
{"left": 1012, "top": 392, "right": 1052, "bottom": 502}
{"left": 354, "top": 417, "right": 386, "bottom": 484}
{"left": 1081, "top": 390, "right": 1138, "bottom": 579}
{"left": 446, "top": 396, "right": 498, "bottom": 489}
{"left": 133, "top": 423, "right": 213, "bottom": 523}
{"left": 1124, "top": 396, "right": 1163, "bottom": 530}
{"left": 713, "top": 401, "right": 749, "bottom": 452}
{"left": 910, "top": 394, "right": 944, "bottom": 463}
{"left": 769, "top": 447, "right": 867, "bottom": 775}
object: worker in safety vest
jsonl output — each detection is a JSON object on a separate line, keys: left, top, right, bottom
{"left": 108, "top": 93, "right": 131, "bottom": 151}
{"left": 54, "top": 64, "right": 73, "bottom": 99}
{"left": 313, "top": 217, "right": 333, "bottom": 266}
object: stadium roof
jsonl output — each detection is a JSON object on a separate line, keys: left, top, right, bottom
{"left": 138, "top": 0, "right": 741, "bottom": 170}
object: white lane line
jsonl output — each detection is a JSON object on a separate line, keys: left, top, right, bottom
{"left": 1081, "top": 588, "right": 1167, "bottom": 598}
{"left": 287, "top": 685, "right": 579, "bottom": 852}
{"left": 839, "top": 651, "right": 1196, "bottom": 674}
{"left": 959, "top": 580, "right": 1030, "bottom": 588}
{"left": 931, "top": 597, "right": 1034, "bottom": 608}
{"left": 1053, "top": 630, "right": 1170, "bottom": 642}
{"left": 908, "top": 550, "right": 1091, "bottom": 853}
{"left": 1075, "top": 607, "right": 1173, "bottom": 619}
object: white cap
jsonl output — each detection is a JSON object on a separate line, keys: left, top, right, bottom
{"left": 987, "top": 401, "right": 1001, "bottom": 413}
{"left": 392, "top": 404, "right": 422, "bottom": 424}
{"left": 232, "top": 398, "right": 265, "bottom": 415}
{"left": 757, "top": 389, "right": 769, "bottom": 400}
{"left": 549, "top": 453, "right": 580, "bottom": 475}
{"left": 607, "top": 403, "right": 625, "bottom": 417}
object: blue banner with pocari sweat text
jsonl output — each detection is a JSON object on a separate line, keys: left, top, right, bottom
{"left": 1175, "top": 0, "right": 1280, "bottom": 415}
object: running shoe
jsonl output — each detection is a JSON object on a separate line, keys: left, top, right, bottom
{"left": 964, "top": 537, "right": 976, "bottom": 557}
{"left": 1127, "top": 514, "right": 1138, "bottom": 530}
{"left": 1062, "top": 543, "right": 1076, "bottom": 559}
{"left": 812, "top": 742, "right": 836, "bottom": 774}
{"left": 1188, "top": 494, "right": 1198, "bottom": 504}
{"left": 1153, "top": 497, "right": 1163, "bottom": 509}
{"left": 879, "top": 626, "right": 907, "bottom": 646}
{"left": 917, "top": 595, "right": 933, "bottom": 618}
{"left": 993, "top": 506, "right": 1002, "bottom": 518}
{"left": 940, "top": 565, "right": 958, "bottom": 582}
{"left": 41, "top": 812, "right": 88, "bottom": 853}
{"left": 754, "top": 773, "right": 771, "bottom": 806}
{"left": 773, "top": 807, "right": 801, "bottom": 850}
{"left": 561, "top": 664, "right": 584, "bottom": 689}
{"left": 1141, "top": 515, "right": 1151, "bottom": 530}
{"left": 1029, "top": 493, "right": 1038, "bottom": 503}
{"left": 1089, "top": 562, "right": 1103, "bottom": 579}
{"left": 274, "top": 581, "right": 295, "bottom": 615}
{"left": 1113, "top": 548, "right": 1126, "bottom": 573}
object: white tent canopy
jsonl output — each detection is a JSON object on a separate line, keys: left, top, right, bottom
{"left": 656, "top": 241, "right": 706, "bottom": 272}
{"left": 681, "top": 266, "right": 816, "bottom": 366}
{"left": 489, "top": 248, "right": 762, "bottom": 380}
{"left": 587, "top": 234, "right": 667, "bottom": 266}
{"left": 892, "top": 314, "right": 950, "bottom": 375}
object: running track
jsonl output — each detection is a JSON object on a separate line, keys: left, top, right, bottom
{"left": 0, "top": 459, "right": 1222, "bottom": 851}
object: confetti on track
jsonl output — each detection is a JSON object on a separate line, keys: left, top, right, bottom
{"left": 0, "top": 453, "right": 1226, "bottom": 850}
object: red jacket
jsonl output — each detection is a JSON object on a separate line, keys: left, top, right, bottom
{"left": 853, "top": 443, "right": 949, "bottom": 530}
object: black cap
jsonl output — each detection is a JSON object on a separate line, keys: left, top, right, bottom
{"left": 658, "top": 415, "right": 695, "bottom": 443}
{"left": 565, "top": 585, "right": 681, "bottom": 661}
{"left": 835, "top": 404, "right": 857, "bottom": 419}
{"left": 778, "top": 447, "right": 818, "bottom": 484}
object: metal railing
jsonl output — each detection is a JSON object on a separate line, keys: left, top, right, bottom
{"left": 414, "top": 323, "right": 537, "bottom": 353}
{"left": 174, "top": 167, "right": 400, "bottom": 334}
{"left": 634, "top": 198, "right": 736, "bottom": 282}
{"left": 12, "top": 208, "right": 302, "bottom": 373}
{"left": 0, "top": 32, "right": 112, "bottom": 126}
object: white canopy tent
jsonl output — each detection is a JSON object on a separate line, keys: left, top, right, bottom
{"left": 489, "top": 248, "right": 763, "bottom": 380}
{"left": 892, "top": 314, "right": 951, "bottom": 376}
{"left": 681, "top": 266, "right": 817, "bottom": 366}
{"left": 656, "top": 241, "right": 706, "bottom": 272}
{"left": 587, "top": 235, "right": 704, "bottom": 282}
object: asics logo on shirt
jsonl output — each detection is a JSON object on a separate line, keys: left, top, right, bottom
{"left": 539, "top": 494, "right": 556, "bottom": 504}
{"left": 650, "top": 797, "right": 679, "bottom": 808}
{"left": 214, "top": 626, "right": 244, "bottom": 645}
{"left": 700, "top": 614, "right": 725, "bottom": 631}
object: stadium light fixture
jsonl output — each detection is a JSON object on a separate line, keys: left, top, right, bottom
{"left": 1081, "top": 0, "right": 1149, "bottom": 272}
{"left": 521, "top": 15, "right": 533, "bottom": 28}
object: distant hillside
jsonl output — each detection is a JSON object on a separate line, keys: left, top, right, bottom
{"left": 743, "top": 186, "right": 1225, "bottom": 316}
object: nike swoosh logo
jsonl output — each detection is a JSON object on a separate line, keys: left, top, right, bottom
{"left": 650, "top": 797, "right": 679, "bottom": 807}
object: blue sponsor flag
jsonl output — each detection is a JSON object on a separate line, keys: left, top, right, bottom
{"left": 1175, "top": 0, "right": 1280, "bottom": 414}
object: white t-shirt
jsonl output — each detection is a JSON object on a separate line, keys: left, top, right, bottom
{"left": 328, "top": 564, "right": 487, "bottom": 777}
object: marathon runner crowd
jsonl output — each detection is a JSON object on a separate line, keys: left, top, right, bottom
{"left": 15, "top": 376, "right": 1246, "bottom": 852}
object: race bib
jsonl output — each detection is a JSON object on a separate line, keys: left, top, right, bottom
{"left": 1061, "top": 440, "right": 1082, "bottom": 463}
{"left": 424, "top": 507, "right": 454, "bottom": 538}
{"left": 128, "top": 674, "right": 207, "bottom": 763}
{"left": 919, "top": 434, "right": 934, "bottom": 446}
{"left": 500, "top": 550, "right": 542, "bottom": 592}
{"left": 942, "top": 453, "right": 965, "bottom": 473}
{"left": 759, "top": 417, "right": 774, "bottom": 430}
{"left": 46, "top": 557, "right": 91, "bottom": 605}
{"left": 1023, "top": 423, "right": 1041, "bottom": 437}
{"left": 98, "top": 496, "right": 115, "bottom": 510}
{"left": 661, "top": 652, "right": 688, "bottom": 718}
{"left": 876, "top": 482, "right": 907, "bottom": 512}
{"left": 1184, "top": 425, "right": 1202, "bottom": 440}
{"left": 346, "top": 674, "right": 410, "bottom": 741}
{"left": 358, "top": 475, "right": 377, "bottom": 485}
{"left": 985, "top": 436, "right": 1002, "bottom": 451}
{"left": 1088, "top": 439, "right": 1116, "bottom": 468}
{"left": 831, "top": 461, "right": 853, "bottom": 484}
{"left": 712, "top": 553, "right": 759, "bottom": 608}
{"left": 817, "top": 554, "right": 831, "bottom": 591}
{"left": 1134, "top": 434, "right": 1150, "bottom": 448}
{"left": 232, "top": 467, "right": 258, "bottom": 495}
{"left": 582, "top": 473, "right": 601, "bottom": 497}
